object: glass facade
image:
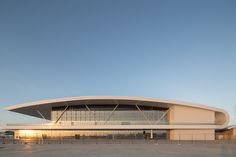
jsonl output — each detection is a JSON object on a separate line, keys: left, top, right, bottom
{"left": 16, "top": 130, "right": 167, "bottom": 140}
{"left": 51, "top": 104, "right": 169, "bottom": 125}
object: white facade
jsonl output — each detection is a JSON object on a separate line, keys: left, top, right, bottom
{"left": 1, "top": 96, "right": 230, "bottom": 140}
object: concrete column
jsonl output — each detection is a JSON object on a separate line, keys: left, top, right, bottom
{"left": 14, "top": 130, "right": 19, "bottom": 139}
{"left": 150, "top": 129, "right": 153, "bottom": 139}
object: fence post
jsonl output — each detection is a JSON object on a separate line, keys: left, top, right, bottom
{"left": 24, "top": 133, "right": 27, "bottom": 144}
{"left": 13, "top": 137, "right": 16, "bottom": 144}
{"left": 178, "top": 134, "right": 181, "bottom": 145}
{"left": 228, "top": 133, "right": 230, "bottom": 144}
{"left": 2, "top": 138, "right": 5, "bottom": 144}
{"left": 204, "top": 133, "right": 206, "bottom": 144}
{"left": 191, "top": 134, "right": 193, "bottom": 144}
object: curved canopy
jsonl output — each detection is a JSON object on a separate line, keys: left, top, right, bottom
{"left": 227, "top": 125, "right": 236, "bottom": 129}
{"left": 4, "top": 96, "right": 229, "bottom": 125}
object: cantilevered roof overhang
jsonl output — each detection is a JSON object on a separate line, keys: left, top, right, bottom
{"left": 227, "top": 125, "right": 236, "bottom": 130}
{"left": 4, "top": 96, "right": 229, "bottom": 128}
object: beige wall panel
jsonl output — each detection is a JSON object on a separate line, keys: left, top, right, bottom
{"left": 233, "top": 128, "right": 236, "bottom": 135}
{"left": 215, "top": 112, "right": 227, "bottom": 125}
{"left": 169, "top": 129, "right": 215, "bottom": 140}
{"left": 169, "top": 105, "right": 215, "bottom": 124}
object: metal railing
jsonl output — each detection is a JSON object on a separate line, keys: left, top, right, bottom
{"left": 5, "top": 122, "right": 216, "bottom": 126}
{"left": 0, "top": 134, "right": 236, "bottom": 145}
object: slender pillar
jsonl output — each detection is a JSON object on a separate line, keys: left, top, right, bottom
{"left": 150, "top": 129, "right": 153, "bottom": 139}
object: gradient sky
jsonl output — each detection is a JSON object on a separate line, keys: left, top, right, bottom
{"left": 0, "top": 0, "right": 236, "bottom": 125}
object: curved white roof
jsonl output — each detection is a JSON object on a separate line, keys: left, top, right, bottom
{"left": 3, "top": 96, "right": 230, "bottom": 130}
{"left": 227, "top": 125, "right": 236, "bottom": 129}
{"left": 4, "top": 96, "right": 227, "bottom": 111}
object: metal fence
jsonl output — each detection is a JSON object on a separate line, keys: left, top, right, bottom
{"left": 1, "top": 136, "right": 236, "bottom": 145}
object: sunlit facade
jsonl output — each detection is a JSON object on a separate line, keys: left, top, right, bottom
{"left": 51, "top": 105, "right": 168, "bottom": 125}
{"left": 1, "top": 96, "right": 229, "bottom": 140}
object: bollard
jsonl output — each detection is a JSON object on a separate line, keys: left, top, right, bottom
{"left": 178, "top": 134, "right": 181, "bottom": 145}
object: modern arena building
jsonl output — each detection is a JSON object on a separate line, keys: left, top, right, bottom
{"left": 1, "top": 96, "right": 230, "bottom": 140}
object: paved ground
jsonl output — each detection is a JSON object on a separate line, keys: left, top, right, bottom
{"left": 0, "top": 142, "right": 236, "bottom": 157}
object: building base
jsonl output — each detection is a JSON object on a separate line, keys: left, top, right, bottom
{"left": 169, "top": 129, "right": 215, "bottom": 140}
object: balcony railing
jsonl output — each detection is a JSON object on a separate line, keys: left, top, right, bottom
{"left": 5, "top": 122, "right": 216, "bottom": 127}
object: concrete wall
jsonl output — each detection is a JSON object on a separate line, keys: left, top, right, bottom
{"left": 216, "top": 128, "right": 236, "bottom": 140}
{"left": 233, "top": 128, "right": 236, "bottom": 135}
{"left": 168, "top": 105, "right": 215, "bottom": 140}
{"left": 169, "top": 129, "right": 215, "bottom": 140}
{"left": 215, "top": 112, "right": 227, "bottom": 125}
{"left": 169, "top": 105, "right": 215, "bottom": 124}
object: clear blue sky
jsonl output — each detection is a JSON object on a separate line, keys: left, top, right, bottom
{"left": 0, "top": 0, "right": 236, "bottom": 125}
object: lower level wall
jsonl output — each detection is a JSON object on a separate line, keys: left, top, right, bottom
{"left": 13, "top": 129, "right": 216, "bottom": 140}
{"left": 216, "top": 128, "right": 236, "bottom": 140}
{"left": 13, "top": 129, "right": 167, "bottom": 140}
{"left": 169, "top": 129, "right": 215, "bottom": 140}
